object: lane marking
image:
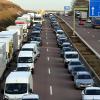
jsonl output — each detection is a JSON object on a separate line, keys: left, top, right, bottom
{"left": 87, "top": 31, "right": 90, "bottom": 34}
{"left": 98, "top": 40, "right": 100, "bottom": 42}
{"left": 47, "top": 57, "right": 50, "bottom": 61}
{"left": 46, "top": 33, "right": 47, "bottom": 36}
{"left": 48, "top": 68, "right": 51, "bottom": 75}
{"left": 47, "top": 42, "right": 48, "bottom": 45}
{"left": 47, "top": 48, "right": 48, "bottom": 52}
{"left": 46, "top": 37, "right": 48, "bottom": 40}
{"left": 92, "top": 35, "right": 95, "bottom": 38}
{"left": 50, "top": 86, "right": 53, "bottom": 95}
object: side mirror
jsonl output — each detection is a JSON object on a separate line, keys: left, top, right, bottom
{"left": 81, "top": 90, "right": 84, "bottom": 95}
{"left": 29, "top": 89, "right": 33, "bottom": 93}
{"left": 1, "top": 89, "right": 4, "bottom": 94}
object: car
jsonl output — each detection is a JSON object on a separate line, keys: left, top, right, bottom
{"left": 82, "top": 87, "right": 100, "bottom": 100}
{"left": 64, "top": 51, "right": 79, "bottom": 67}
{"left": 55, "top": 29, "right": 64, "bottom": 37}
{"left": 29, "top": 37, "right": 42, "bottom": 46}
{"left": 22, "top": 94, "right": 39, "bottom": 100}
{"left": 71, "top": 66, "right": 87, "bottom": 78}
{"left": 61, "top": 42, "right": 72, "bottom": 48}
{"left": 60, "top": 47, "right": 73, "bottom": 57}
{"left": 74, "top": 71, "right": 94, "bottom": 89}
{"left": 68, "top": 60, "right": 82, "bottom": 73}
{"left": 57, "top": 37, "right": 68, "bottom": 47}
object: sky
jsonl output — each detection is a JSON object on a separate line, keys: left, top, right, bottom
{"left": 9, "top": 0, "right": 74, "bottom": 10}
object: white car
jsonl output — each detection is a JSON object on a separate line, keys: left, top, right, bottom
{"left": 64, "top": 51, "right": 79, "bottom": 67}
{"left": 82, "top": 87, "right": 100, "bottom": 100}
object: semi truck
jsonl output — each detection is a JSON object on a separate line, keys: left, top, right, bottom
{"left": 6, "top": 25, "right": 23, "bottom": 49}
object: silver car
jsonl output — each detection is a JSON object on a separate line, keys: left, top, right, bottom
{"left": 74, "top": 71, "right": 94, "bottom": 89}
{"left": 68, "top": 60, "right": 82, "bottom": 73}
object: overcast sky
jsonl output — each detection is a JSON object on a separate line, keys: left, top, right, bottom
{"left": 10, "top": 0, "right": 74, "bottom": 10}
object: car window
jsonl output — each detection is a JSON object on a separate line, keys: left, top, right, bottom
{"left": 86, "top": 89, "right": 100, "bottom": 95}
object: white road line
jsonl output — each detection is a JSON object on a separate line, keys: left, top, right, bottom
{"left": 47, "top": 42, "right": 48, "bottom": 45}
{"left": 50, "top": 86, "right": 53, "bottom": 95}
{"left": 48, "top": 68, "right": 51, "bottom": 75}
{"left": 46, "top": 37, "right": 48, "bottom": 39}
{"left": 46, "top": 33, "right": 47, "bottom": 36}
{"left": 87, "top": 31, "right": 90, "bottom": 34}
{"left": 92, "top": 35, "right": 95, "bottom": 38}
{"left": 98, "top": 40, "right": 100, "bottom": 42}
{"left": 47, "top": 57, "right": 50, "bottom": 61}
{"left": 47, "top": 48, "right": 48, "bottom": 52}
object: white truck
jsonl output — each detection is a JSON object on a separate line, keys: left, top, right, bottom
{"left": 0, "top": 42, "right": 6, "bottom": 79}
{"left": 0, "top": 30, "right": 18, "bottom": 52}
{"left": 80, "top": 11, "right": 87, "bottom": 21}
{"left": 22, "top": 14, "right": 31, "bottom": 27}
{"left": 34, "top": 14, "right": 43, "bottom": 25}
{"left": 0, "top": 37, "right": 13, "bottom": 63}
{"left": 3, "top": 71, "right": 33, "bottom": 100}
{"left": 6, "top": 25, "right": 23, "bottom": 49}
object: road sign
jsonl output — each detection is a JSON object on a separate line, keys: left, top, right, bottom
{"left": 64, "top": 6, "right": 70, "bottom": 11}
{"left": 89, "top": 0, "right": 100, "bottom": 17}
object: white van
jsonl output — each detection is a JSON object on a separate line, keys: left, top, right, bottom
{"left": 21, "top": 43, "right": 40, "bottom": 61}
{"left": 17, "top": 51, "right": 35, "bottom": 73}
{"left": 3, "top": 71, "right": 33, "bottom": 100}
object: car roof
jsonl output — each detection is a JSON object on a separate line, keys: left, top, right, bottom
{"left": 18, "top": 51, "right": 33, "bottom": 57}
{"left": 85, "top": 87, "right": 100, "bottom": 90}
{"left": 22, "top": 43, "right": 36, "bottom": 48}
{"left": 6, "top": 71, "right": 31, "bottom": 83}
{"left": 77, "top": 71, "right": 90, "bottom": 75}
{"left": 65, "top": 51, "right": 78, "bottom": 54}
{"left": 62, "top": 42, "right": 71, "bottom": 45}
{"left": 22, "top": 94, "right": 39, "bottom": 99}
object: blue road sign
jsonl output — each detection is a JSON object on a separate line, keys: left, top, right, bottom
{"left": 89, "top": 0, "right": 100, "bottom": 17}
{"left": 64, "top": 6, "right": 70, "bottom": 11}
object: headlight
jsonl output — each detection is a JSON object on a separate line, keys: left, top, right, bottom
{"left": 3, "top": 95, "right": 9, "bottom": 100}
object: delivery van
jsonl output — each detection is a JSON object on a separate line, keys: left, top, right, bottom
{"left": 17, "top": 51, "right": 35, "bottom": 73}
{"left": 21, "top": 43, "right": 40, "bottom": 61}
{"left": 3, "top": 71, "right": 33, "bottom": 100}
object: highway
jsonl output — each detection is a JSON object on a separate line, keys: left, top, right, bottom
{"left": 33, "top": 18, "right": 81, "bottom": 100}
{"left": 60, "top": 15, "right": 100, "bottom": 57}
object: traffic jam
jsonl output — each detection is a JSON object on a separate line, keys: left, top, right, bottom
{"left": 0, "top": 11, "right": 100, "bottom": 100}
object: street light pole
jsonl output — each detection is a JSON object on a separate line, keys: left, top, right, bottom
{"left": 73, "top": 9, "right": 76, "bottom": 36}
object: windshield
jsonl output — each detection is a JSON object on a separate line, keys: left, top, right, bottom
{"left": 21, "top": 48, "right": 33, "bottom": 51}
{"left": 78, "top": 75, "right": 91, "bottom": 79}
{"left": 86, "top": 89, "right": 100, "bottom": 95}
{"left": 5, "top": 83, "right": 27, "bottom": 94}
{"left": 30, "top": 37, "right": 41, "bottom": 41}
{"left": 66, "top": 54, "right": 78, "bottom": 58}
{"left": 34, "top": 17, "right": 42, "bottom": 20}
{"left": 18, "top": 57, "right": 33, "bottom": 63}
{"left": 73, "top": 67, "right": 86, "bottom": 72}
{"left": 70, "top": 61, "right": 81, "bottom": 65}
{"left": 16, "top": 67, "right": 30, "bottom": 71}
{"left": 22, "top": 99, "right": 39, "bottom": 100}
{"left": 64, "top": 48, "right": 71, "bottom": 51}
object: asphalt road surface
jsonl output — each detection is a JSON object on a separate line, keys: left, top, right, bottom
{"left": 60, "top": 15, "right": 100, "bottom": 56}
{"left": 33, "top": 18, "right": 81, "bottom": 100}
